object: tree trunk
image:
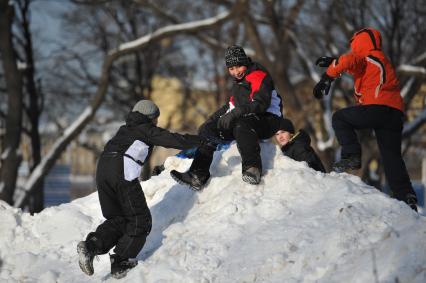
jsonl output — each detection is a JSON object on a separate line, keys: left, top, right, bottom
{"left": 20, "top": 0, "right": 44, "bottom": 213}
{"left": 14, "top": 6, "right": 237, "bottom": 208}
{"left": 0, "top": 0, "right": 23, "bottom": 205}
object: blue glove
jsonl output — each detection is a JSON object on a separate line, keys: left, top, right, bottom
{"left": 216, "top": 142, "right": 231, "bottom": 151}
{"left": 176, "top": 147, "right": 198, "bottom": 159}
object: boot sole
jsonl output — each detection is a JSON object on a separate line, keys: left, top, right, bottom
{"left": 111, "top": 262, "right": 138, "bottom": 279}
{"left": 242, "top": 174, "right": 260, "bottom": 185}
{"left": 332, "top": 165, "right": 361, "bottom": 173}
{"left": 170, "top": 171, "right": 203, "bottom": 191}
{"left": 77, "top": 241, "right": 94, "bottom": 276}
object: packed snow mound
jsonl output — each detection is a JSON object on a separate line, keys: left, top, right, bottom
{"left": 0, "top": 142, "right": 425, "bottom": 283}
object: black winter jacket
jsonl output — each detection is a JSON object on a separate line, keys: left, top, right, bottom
{"left": 210, "top": 62, "right": 283, "bottom": 120}
{"left": 104, "top": 112, "right": 205, "bottom": 165}
{"left": 280, "top": 130, "right": 326, "bottom": 173}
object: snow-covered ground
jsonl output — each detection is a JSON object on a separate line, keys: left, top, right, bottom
{"left": 1, "top": 142, "right": 425, "bottom": 282}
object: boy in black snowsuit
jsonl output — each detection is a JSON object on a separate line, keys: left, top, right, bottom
{"left": 275, "top": 118, "right": 326, "bottom": 173}
{"left": 77, "top": 100, "right": 206, "bottom": 279}
{"left": 170, "top": 45, "right": 283, "bottom": 189}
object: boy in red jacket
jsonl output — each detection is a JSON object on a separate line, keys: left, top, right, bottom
{"left": 313, "top": 27, "right": 417, "bottom": 211}
{"left": 171, "top": 45, "right": 283, "bottom": 188}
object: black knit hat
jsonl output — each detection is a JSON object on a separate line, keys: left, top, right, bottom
{"left": 277, "top": 118, "right": 295, "bottom": 134}
{"left": 225, "top": 45, "right": 251, "bottom": 67}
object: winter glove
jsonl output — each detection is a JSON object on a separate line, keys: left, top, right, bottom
{"left": 152, "top": 164, "right": 165, "bottom": 176}
{"left": 204, "top": 134, "right": 226, "bottom": 146}
{"left": 216, "top": 142, "right": 231, "bottom": 151}
{"left": 315, "top": 56, "right": 336, "bottom": 68}
{"left": 199, "top": 123, "right": 224, "bottom": 145}
{"left": 313, "top": 73, "right": 334, "bottom": 99}
{"left": 217, "top": 108, "right": 243, "bottom": 130}
{"left": 176, "top": 147, "right": 198, "bottom": 159}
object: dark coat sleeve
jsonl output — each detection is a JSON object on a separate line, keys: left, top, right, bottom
{"left": 206, "top": 104, "right": 229, "bottom": 122}
{"left": 138, "top": 124, "right": 205, "bottom": 150}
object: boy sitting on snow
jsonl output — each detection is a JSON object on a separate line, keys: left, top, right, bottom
{"left": 275, "top": 118, "right": 326, "bottom": 173}
{"left": 170, "top": 45, "right": 284, "bottom": 189}
{"left": 77, "top": 100, "right": 207, "bottom": 279}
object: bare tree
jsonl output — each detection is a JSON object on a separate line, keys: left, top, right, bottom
{"left": 0, "top": 0, "right": 24, "bottom": 205}
{"left": 16, "top": 0, "right": 45, "bottom": 212}
{"left": 14, "top": 2, "right": 239, "bottom": 208}
{"left": 189, "top": 0, "right": 426, "bottom": 187}
{"left": 3, "top": 0, "right": 425, "bottom": 210}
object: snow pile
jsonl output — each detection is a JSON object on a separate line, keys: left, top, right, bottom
{"left": 1, "top": 142, "right": 425, "bottom": 282}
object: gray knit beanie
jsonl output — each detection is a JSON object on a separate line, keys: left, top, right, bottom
{"left": 225, "top": 45, "right": 251, "bottom": 67}
{"left": 132, "top": 100, "right": 160, "bottom": 119}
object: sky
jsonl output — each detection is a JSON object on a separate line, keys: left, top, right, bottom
{"left": 1, "top": 142, "right": 425, "bottom": 282}
{"left": 30, "top": 1, "right": 72, "bottom": 58}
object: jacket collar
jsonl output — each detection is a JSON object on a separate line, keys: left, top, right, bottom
{"left": 125, "top": 111, "right": 152, "bottom": 126}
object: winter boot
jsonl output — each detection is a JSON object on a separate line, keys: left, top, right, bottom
{"left": 242, "top": 167, "right": 261, "bottom": 185}
{"left": 170, "top": 170, "right": 210, "bottom": 191}
{"left": 110, "top": 254, "right": 138, "bottom": 279}
{"left": 404, "top": 193, "right": 418, "bottom": 212}
{"left": 332, "top": 154, "right": 361, "bottom": 173}
{"left": 77, "top": 240, "right": 96, "bottom": 276}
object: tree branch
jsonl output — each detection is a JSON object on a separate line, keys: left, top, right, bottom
{"left": 397, "top": 64, "right": 426, "bottom": 78}
{"left": 140, "top": 0, "right": 229, "bottom": 50}
{"left": 14, "top": 5, "right": 237, "bottom": 208}
{"left": 403, "top": 108, "right": 426, "bottom": 139}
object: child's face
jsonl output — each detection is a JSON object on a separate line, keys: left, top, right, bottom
{"left": 228, "top": 65, "right": 247, "bottom": 80}
{"left": 275, "top": 130, "right": 292, "bottom": 146}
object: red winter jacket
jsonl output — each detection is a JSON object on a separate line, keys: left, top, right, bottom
{"left": 326, "top": 27, "right": 404, "bottom": 112}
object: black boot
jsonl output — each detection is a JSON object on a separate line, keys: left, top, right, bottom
{"left": 242, "top": 167, "right": 261, "bottom": 185}
{"left": 170, "top": 170, "right": 210, "bottom": 191}
{"left": 77, "top": 240, "right": 97, "bottom": 276}
{"left": 404, "top": 193, "right": 418, "bottom": 212}
{"left": 110, "top": 254, "right": 138, "bottom": 279}
{"left": 332, "top": 154, "right": 361, "bottom": 173}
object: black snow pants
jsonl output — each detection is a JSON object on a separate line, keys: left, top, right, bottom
{"left": 87, "top": 152, "right": 152, "bottom": 259}
{"left": 332, "top": 104, "right": 416, "bottom": 201}
{"left": 190, "top": 113, "right": 282, "bottom": 176}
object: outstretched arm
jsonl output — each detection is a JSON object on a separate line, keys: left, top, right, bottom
{"left": 325, "top": 53, "right": 366, "bottom": 78}
{"left": 142, "top": 125, "right": 206, "bottom": 150}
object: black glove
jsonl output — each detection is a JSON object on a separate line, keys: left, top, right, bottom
{"left": 199, "top": 123, "right": 223, "bottom": 145}
{"left": 313, "top": 73, "right": 334, "bottom": 99}
{"left": 315, "top": 56, "right": 336, "bottom": 67}
{"left": 217, "top": 108, "right": 243, "bottom": 130}
{"left": 152, "top": 164, "right": 165, "bottom": 176}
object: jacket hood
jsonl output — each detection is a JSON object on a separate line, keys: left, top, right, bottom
{"left": 350, "top": 27, "right": 382, "bottom": 56}
{"left": 248, "top": 61, "right": 268, "bottom": 74}
{"left": 125, "top": 111, "right": 152, "bottom": 127}
{"left": 236, "top": 61, "right": 271, "bottom": 83}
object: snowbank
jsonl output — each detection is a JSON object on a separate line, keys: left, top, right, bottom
{"left": 1, "top": 142, "right": 425, "bottom": 282}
